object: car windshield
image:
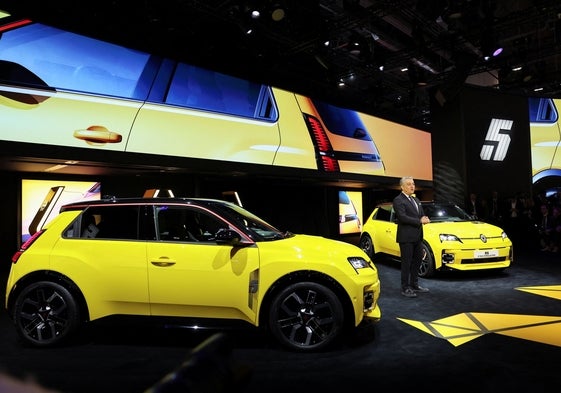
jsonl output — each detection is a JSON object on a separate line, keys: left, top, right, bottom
{"left": 421, "top": 203, "right": 473, "bottom": 222}
{"left": 207, "top": 200, "right": 290, "bottom": 241}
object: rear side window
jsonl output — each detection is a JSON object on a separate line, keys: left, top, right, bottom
{"left": 374, "top": 206, "right": 391, "bottom": 222}
{"left": 311, "top": 99, "right": 373, "bottom": 141}
{"left": 67, "top": 205, "right": 140, "bottom": 240}
{"left": 0, "top": 23, "right": 154, "bottom": 99}
{"left": 165, "top": 63, "right": 278, "bottom": 120}
{"left": 528, "top": 97, "right": 558, "bottom": 123}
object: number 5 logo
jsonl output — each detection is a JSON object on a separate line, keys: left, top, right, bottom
{"left": 480, "top": 118, "right": 513, "bottom": 161}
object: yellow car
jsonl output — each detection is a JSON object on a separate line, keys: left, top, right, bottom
{"left": 529, "top": 97, "right": 561, "bottom": 184}
{"left": 5, "top": 197, "right": 381, "bottom": 352}
{"left": 339, "top": 191, "right": 362, "bottom": 234}
{"left": 0, "top": 11, "right": 384, "bottom": 176}
{"left": 359, "top": 201, "right": 513, "bottom": 277}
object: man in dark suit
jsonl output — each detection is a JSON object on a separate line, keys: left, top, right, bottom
{"left": 393, "top": 176, "right": 431, "bottom": 298}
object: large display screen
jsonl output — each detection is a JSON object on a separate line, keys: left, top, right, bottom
{"left": 21, "top": 179, "right": 100, "bottom": 242}
{"left": 529, "top": 97, "right": 561, "bottom": 184}
{"left": 0, "top": 13, "right": 431, "bottom": 180}
{"left": 338, "top": 190, "right": 363, "bottom": 235}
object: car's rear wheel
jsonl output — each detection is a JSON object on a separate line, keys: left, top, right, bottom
{"left": 418, "top": 242, "right": 435, "bottom": 278}
{"left": 13, "top": 281, "right": 80, "bottom": 347}
{"left": 268, "top": 282, "right": 344, "bottom": 352}
{"left": 359, "top": 233, "right": 374, "bottom": 258}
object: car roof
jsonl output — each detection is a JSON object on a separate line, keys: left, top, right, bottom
{"left": 60, "top": 196, "right": 232, "bottom": 211}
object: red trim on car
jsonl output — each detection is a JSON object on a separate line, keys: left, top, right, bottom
{"left": 0, "top": 19, "right": 33, "bottom": 32}
{"left": 12, "top": 229, "right": 44, "bottom": 264}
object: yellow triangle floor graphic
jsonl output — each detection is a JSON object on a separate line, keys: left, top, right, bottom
{"left": 515, "top": 285, "right": 561, "bottom": 300}
{"left": 397, "top": 284, "right": 561, "bottom": 347}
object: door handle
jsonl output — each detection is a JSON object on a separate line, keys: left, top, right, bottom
{"left": 151, "top": 260, "right": 176, "bottom": 267}
{"left": 73, "top": 125, "right": 122, "bottom": 145}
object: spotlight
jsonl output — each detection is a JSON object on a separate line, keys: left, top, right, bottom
{"left": 481, "top": 30, "right": 503, "bottom": 60}
{"left": 492, "top": 47, "right": 503, "bottom": 57}
{"left": 270, "top": 3, "right": 286, "bottom": 21}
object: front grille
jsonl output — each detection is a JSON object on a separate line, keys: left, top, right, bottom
{"left": 460, "top": 256, "right": 508, "bottom": 264}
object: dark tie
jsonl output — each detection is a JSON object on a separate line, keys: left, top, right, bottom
{"left": 408, "top": 196, "right": 418, "bottom": 212}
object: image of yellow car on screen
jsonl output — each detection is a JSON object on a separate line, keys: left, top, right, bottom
{"left": 0, "top": 12, "right": 384, "bottom": 177}
{"left": 529, "top": 97, "right": 561, "bottom": 184}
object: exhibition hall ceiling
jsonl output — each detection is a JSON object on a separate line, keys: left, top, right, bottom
{"left": 3, "top": 0, "right": 560, "bottom": 131}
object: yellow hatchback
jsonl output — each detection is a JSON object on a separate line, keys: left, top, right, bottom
{"left": 5, "top": 197, "right": 381, "bottom": 352}
{"left": 359, "top": 201, "right": 513, "bottom": 277}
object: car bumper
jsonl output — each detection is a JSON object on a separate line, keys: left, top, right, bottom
{"left": 360, "top": 279, "right": 381, "bottom": 322}
{"left": 437, "top": 245, "right": 513, "bottom": 271}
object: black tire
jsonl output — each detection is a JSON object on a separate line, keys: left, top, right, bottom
{"left": 268, "top": 282, "right": 344, "bottom": 352}
{"left": 418, "top": 242, "right": 435, "bottom": 278}
{"left": 13, "top": 281, "right": 80, "bottom": 347}
{"left": 359, "top": 233, "right": 374, "bottom": 258}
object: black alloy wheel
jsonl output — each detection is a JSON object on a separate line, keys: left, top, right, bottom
{"left": 268, "top": 281, "right": 344, "bottom": 352}
{"left": 359, "top": 233, "right": 374, "bottom": 258}
{"left": 418, "top": 242, "right": 435, "bottom": 278}
{"left": 13, "top": 281, "right": 80, "bottom": 347}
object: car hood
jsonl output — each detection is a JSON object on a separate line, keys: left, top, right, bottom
{"left": 425, "top": 220, "right": 506, "bottom": 237}
{"left": 258, "top": 233, "right": 369, "bottom": 261}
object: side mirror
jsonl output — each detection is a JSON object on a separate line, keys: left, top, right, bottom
{"left": 215, "top": 228, "right": 243, "bottom": 245}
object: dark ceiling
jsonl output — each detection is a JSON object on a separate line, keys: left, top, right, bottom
{"left": 3, "top": 0, "right": 561, "bottom": 131}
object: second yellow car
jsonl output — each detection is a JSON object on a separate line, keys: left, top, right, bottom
{"left": 359, "top": 201, "right": 513, "bottom": 277}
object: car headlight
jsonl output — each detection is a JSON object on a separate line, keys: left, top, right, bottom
{"left": 439, "top": 234, "right": 462, "bottom": 242}
{"left": 348, "top": 256, "right": 371, "bottom": 270}
{"left": 502, "top": 231, "right": 508, "bottom": 240}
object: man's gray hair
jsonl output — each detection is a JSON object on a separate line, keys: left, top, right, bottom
{"left": 400, "top": 176, "right": 413, "bottom": 186}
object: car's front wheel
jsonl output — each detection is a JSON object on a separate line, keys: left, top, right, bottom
{"left": 13, "top": 281, "right": 80, "bottom": 347}
{"left": 418, "top": 242, "right": 435, "bottom": 278}
{"left": 268, "top": 282, "right": 344, "bottom": 352}
{"left": 359, "top": 233, "right": 374, "bottom": 258}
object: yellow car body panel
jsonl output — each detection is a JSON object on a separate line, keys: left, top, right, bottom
{"left": 128, "top": 102, "right": 281, "bottom": 165}
{"left": 0, "top": 87, "right": 140, "bottom": 151}
{"left": 267, "top": 88, "right": 319, "bottom": 169}
{"left": 530, "top": 121, "right": 561, "bottom": 178}
{"left": 146, "top": 241, "right": 261, "bottom": 323}
{"left": 126, "top": 87, "right": 318, "bottom": 169}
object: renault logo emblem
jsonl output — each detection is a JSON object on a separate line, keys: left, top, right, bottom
{"left": 480, "top": 234, "right": 487, "bottom": 243}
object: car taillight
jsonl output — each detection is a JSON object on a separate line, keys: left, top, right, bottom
{"left": 11, "top": 229, "right": 44, "bottom": 264}
{"left": 304, "top": 114, "right": 340, "bottom": 172}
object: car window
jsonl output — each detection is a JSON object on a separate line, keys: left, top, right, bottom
{"left": 66, "top": 205, "right": 140, "bottom": 240}
{"left": 529, "top": 97, "right": 558, "bottom": 123}
{"left": 165, "top": 63, "right": 278, "bottom": 120}
{"left": 374, "top": 206, "right": 392, "bottom": 222}
{"left": 0, "top": 23, "right": 154, "bottom": 99}
{"left": 155, "top": 205, "right": 228, "bottom": 242}
{"left": 310, "top": 99, "right": 373, "bottom": 141}
{"left": 422, "top": 204, "right": 471, "bottom": 222}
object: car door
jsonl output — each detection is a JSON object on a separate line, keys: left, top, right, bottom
{"left": 373, "top": 207, "right": 400, "bottom": 256}
{"left": 56, "top": 205, "right": 150, "bottom": 319}
{"left": 147, "top": 204, "right": 261, "bottom": 324}
{"left": 127, "top": 60, "right": 282, "bottom": 166}
{"left": 0, "top": 20, "right": 158, "bottom": 151}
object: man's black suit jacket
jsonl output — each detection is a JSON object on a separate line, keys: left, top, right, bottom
{"left": 393, "top": 192, "right": 425, "bottom": 243}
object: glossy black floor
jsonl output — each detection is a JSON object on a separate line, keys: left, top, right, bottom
{"left": 1, "top": 247, "right": 561, "bottom": 393}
